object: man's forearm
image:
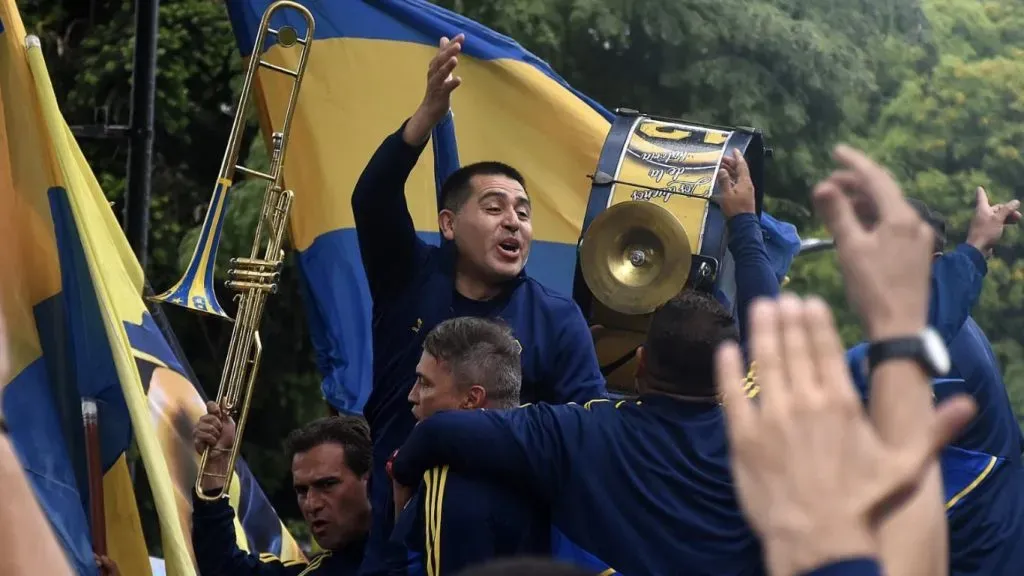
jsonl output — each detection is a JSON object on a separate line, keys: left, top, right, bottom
{"left": 727, "top": 213, "right": 780, "bottom": 342}
{"left": 351, "top": 119, "right": 428, "bottom": 298}
{"left": 869, "top": 360, "right": 948, "bottom": 576}
{"left": 928, "top": 244, "right": 986, "bottom": 343}
{"left": 402, "top": 106, "right": 436, "bottom": 147}
{"left": 392, "top": 411, "right": 531, "bottom": 488}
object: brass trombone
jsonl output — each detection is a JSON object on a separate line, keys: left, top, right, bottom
{"left": 149, "top": 0, "right": 314, "bottom": 501}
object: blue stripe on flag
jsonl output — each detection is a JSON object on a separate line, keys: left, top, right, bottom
{"left": 49, "top": 187, "right": 133, "bottom": 471}
{"left": 223, "top": 0, "right": 614, "bottom": 122}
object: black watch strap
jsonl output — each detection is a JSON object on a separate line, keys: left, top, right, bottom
{"left": 866, "top": 336, "right": 934, "bottom": 376}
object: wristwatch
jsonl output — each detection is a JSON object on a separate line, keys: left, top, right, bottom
{"left": 866, "top": 327, "right": 951, "bottom": 378}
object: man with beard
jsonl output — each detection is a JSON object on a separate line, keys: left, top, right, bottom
{"left": 350, "top": 33, "right": 605, "bottom": 574}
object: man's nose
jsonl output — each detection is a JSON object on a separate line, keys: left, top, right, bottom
{"left": 303, "top": 491, "right": 325, "bottom": 513}
{"left": 502, "top": 211, "right": 520, "bottom": 230}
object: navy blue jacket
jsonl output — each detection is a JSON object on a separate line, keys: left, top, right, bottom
{"left": 941, "top": 318, "right": 1024, "bottom": 576}
{"left": 847, "top": 244, "right": 1024, "bottom": 575}
{"left": 351, "top": 121, "right": 606, "bottom": 574}
{"left": 392, "top": 397, "right": 764, "bottom": 576}
{"left": 191, "top": 489, "right": 364, "bottom": 575}
{"left": 386, "top": 465, "right": 548, "bottom": 575}
{"left": 725, "top": 212, "right": 782, "bottom": 346}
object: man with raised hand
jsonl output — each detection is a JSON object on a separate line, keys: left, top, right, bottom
{"left": 716, "top": 295, "right": 975, "bottom": 576}
{"left": 843, "top": 184, "right": 1024, "bottom": 574}
{"left": 350, "top": 33, "right": 605, "bottom": 574}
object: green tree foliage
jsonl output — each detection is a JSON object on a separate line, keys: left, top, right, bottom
{"left": 17, "top": 0, "right": 1024, "bottom": 552}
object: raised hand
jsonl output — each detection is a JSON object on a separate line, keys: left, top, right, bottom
{"left": 717, "top": 149, "right": 755, "bottom": 218}
{"left": 811, "top": 145, "right": 934, "bottom": 340}
{"left": 716, "top": 296, "right": 976, "bottom": 576}
{"left": 403, "top": 34, "right": 465, "bottom": 146}
{"left": 192, "top": 401, "right": 236, "bottom": 491}
{"left": 966, "top": 186, "right": 1021, "bottom": 257}
{"left": 193, "top": 400, "right": 236, "bottom": 458}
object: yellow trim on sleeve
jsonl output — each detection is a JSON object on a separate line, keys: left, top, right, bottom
{"left": 946, "top": 456, "right": 998, "bottom": 510}
{"left": 295, "top": 551, "right": 330, "bottom": 575}
{"left": 424, "top": 465, "right": 450, "bottom": 576}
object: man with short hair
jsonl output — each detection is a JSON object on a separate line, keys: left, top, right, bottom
{"left": 351, "top": 33, "right": 605, "bottom": 573}
{"left": 192, "top": 407, "right": 371, "bottom": 575}
{"left": 407, "top": 317, "right": 522, "bottom": 422}
{"left": 385, "top": 317, "right": 547, "bottom": 576}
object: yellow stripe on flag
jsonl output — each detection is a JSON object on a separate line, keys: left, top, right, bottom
{"left": 103, "top": 455, "right": 153, "bottom": 576}
{"left": 23, "top": 36, "right": 196, "bottom": 576}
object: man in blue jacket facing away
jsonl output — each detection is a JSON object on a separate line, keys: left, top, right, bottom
{"left": 350, "top": 33, "right": 606, "bottom": 574}
{"left": 846, "top": 189, "right": 1024, "bottom": 576}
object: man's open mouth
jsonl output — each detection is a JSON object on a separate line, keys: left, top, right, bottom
{"left": 498, "top": 238, "right": 521, "bottom": 256}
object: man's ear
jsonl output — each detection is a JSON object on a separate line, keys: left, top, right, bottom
{"left": 463, "top": 385, "right": 487, "bottom": 409}
{"left": 439, "top": 209, "right": 456, "bottom": 241}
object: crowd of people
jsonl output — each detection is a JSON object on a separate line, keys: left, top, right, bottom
{"left": 3, "top": 30, "right": 1021, "bottom": 576}
{"left": 185, "top": 33, "right": 1024, "bottom": 576}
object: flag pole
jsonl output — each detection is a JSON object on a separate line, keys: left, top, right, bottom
{"left": 122, "top": 0, "right": 160, "bottom": 271}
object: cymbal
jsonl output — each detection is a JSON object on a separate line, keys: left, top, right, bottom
{"left": 580, "top": 201, "right": 692, "bottom": 315}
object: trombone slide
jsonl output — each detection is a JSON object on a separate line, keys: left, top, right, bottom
{"left": 148, "top": 0, "right": 316, "bottom": 501}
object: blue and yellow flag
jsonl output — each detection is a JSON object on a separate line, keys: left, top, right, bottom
{"left": 224, "top": 0, "right": 801, "bottom": 413}
{"left": 0, "top": 2, "right": 304, "bottom": 574}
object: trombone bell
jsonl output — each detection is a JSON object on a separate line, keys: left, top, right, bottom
{"left": 149, "top": 177, "right": 234, "bottom": 319}
{"left": 579, "top": 201, "right": 692, "bottom": 316}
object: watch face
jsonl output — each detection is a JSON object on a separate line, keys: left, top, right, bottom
{"left": 921, "top": 327, "right": 952, "bottom": 376}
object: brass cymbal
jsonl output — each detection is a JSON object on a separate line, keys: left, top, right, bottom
{"left": 580, "top": 201, "right": 692, "bottom": 315}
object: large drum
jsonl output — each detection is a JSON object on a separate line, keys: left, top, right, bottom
{"left": 573, "top": 109, "right": 769, "bottom": 393}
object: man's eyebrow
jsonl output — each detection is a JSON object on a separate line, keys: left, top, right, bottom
{"left": 478, "top": 190, "right": 504, "bottom": 203}
{"left": 295, "top": 475, "right": 342, "bottom": 488}
{"left": 477, "top": 189, "right": 530, "bottom": 204}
